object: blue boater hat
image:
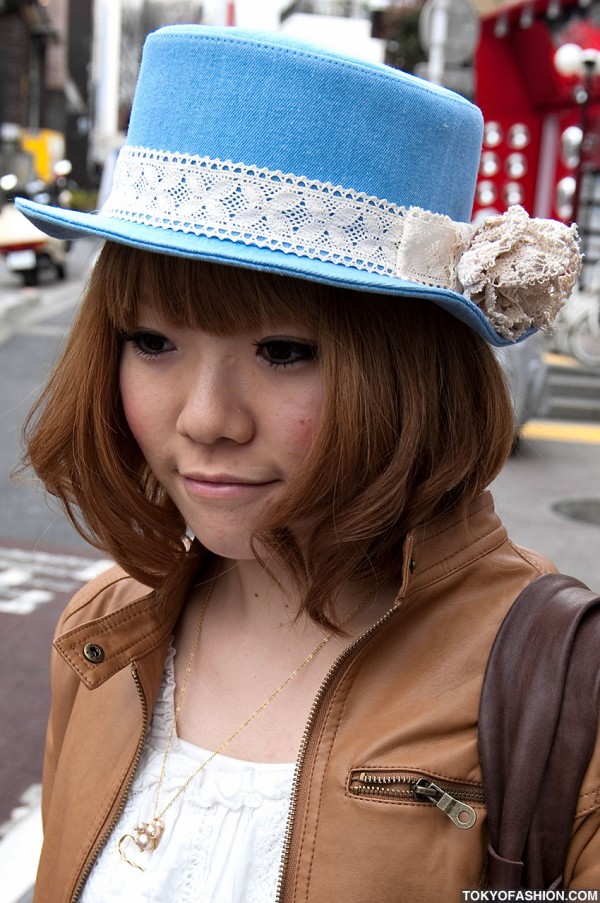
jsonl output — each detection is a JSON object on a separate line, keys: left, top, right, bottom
{"left": 17, "top": 26, "right": 581, "bottom": 345}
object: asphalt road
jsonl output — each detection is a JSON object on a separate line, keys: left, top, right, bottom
{"left": 0, "top": 240, "right": 599, "bottom": 901}
{"left": 0, "top": 240, "right": 107, "bottom": 835}
{"left": 494, "top": 433, "right": 600, "bottom": 590}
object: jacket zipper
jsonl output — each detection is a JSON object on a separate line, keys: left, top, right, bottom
{"left": 70, "top": 663, "right": 149, "bottom": 903}
{"left": 348, "top": 769, "right": 483, "bottom": 829}
{"left": 275, "top": 599, "right": 405, "bottom": 903}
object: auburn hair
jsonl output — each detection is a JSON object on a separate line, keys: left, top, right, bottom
{"left": 22, "top": 242, "right": 514, "bottom": 627}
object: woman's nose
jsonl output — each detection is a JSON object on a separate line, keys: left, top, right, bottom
{"left": 175, "top": 361, "right": 255, "bottom": 446}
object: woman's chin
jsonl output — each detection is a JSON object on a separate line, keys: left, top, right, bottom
{"left": 187, "top": 527, "right": 259, "bottom": 563}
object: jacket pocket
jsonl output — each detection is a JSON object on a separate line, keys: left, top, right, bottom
{"left": 347, "top": 768, "right": 485, "bottom": 830}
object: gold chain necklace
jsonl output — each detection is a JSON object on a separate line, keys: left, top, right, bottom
{"left": 118, "top": 576, "right": 368, "bottom": 871}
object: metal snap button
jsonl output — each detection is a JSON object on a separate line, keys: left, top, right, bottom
{"left": 83, "top": 642, "right": 105, "bottom": 664}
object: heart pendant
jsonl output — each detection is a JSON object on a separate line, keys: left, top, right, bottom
{"left": 118, "top": 818, "right": 165, "bottom": 871}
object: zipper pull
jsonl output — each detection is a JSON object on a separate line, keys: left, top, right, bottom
{"left": 413, "top": 779, "right": 477, "bottom": 829}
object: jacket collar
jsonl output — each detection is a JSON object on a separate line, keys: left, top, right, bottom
{"left": 55, "top": 492, "right": 504, "bottom": 688}
{"left": 400, "top": 491, "right": 507, "bottom": 599}
{"left": 54, "top": 544, "right": 207, "bottom": 689}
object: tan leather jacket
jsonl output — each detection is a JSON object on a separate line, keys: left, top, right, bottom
{"left": 33, "top": 492, "right": 600, "bottom": 902}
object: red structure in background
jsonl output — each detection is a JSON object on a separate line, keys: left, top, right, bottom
{"left": 473, "top": 0, "right": 600, "bottom": 286}
{"left": 226, "top": 1, "right": 236, "bottom": 26}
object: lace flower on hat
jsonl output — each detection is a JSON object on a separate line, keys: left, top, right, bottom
{"left": 456, "top": 205, "right": 582, "bottom": 340}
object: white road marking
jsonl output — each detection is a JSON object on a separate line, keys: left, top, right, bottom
{"left": 0, "top": 568, "right": 30, "bottom": 587}
{"left": 0, "top": 548, "right": 112, "bottom": 614}
{"left": 0, "top": 591, "right": 54, "bottom": 615}
{"left": 0, "top": 786, "right": 42, "bottom": 903}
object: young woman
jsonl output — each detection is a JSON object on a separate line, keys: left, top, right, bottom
{"left": 17, "top": 25, "right": 596, "bottom": 903}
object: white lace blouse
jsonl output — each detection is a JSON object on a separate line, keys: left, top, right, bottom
{"left": 80, "top": 644, "right": 295, "bottom": 902}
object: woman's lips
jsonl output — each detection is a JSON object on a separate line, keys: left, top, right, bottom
{"left": 182, "top": 474, "right": 277, "bottom": 499}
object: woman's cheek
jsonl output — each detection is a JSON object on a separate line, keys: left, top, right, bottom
{"left": 282, "top": 398, "right": 323, "bottom": 461}
{"left": 119, "top": 370, "right": 141, "bottom": 438}
{"left": 119, "top": 368, "right": 163, "bottom": 448}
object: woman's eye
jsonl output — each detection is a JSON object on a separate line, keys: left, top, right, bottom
{"left": 255, "top": 339, "right": 317, "bottom": 369}
{"left": 122, "top": 331, "right": 175, "bottom": 359}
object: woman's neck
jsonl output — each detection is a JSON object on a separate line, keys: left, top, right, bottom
{"left": 205, "top": 554, "right": 397, "bottom": 639}
{"left": 212, "top": 556, "right": 301, "bottom": 630}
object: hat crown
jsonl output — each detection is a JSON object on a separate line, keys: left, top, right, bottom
{"left": 126, "top": 26, "right": 483, "bottom": 224}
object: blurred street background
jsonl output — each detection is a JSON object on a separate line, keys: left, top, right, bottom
{"left": 1, "top": 0, "right": 600, "bottom": 901}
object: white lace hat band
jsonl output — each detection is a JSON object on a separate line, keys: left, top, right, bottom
{"left": 101, "top": 146, "right": 470, "bottom": 288}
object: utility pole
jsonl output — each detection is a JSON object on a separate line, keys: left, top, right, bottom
{"left": 92, "top": 0, "right": 123, "bottom": 166}
{"left": 426, "top": 0, "right": 449, "bottom": 85}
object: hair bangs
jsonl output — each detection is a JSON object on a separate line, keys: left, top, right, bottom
{"left": 97, "top": 242, "right": 326, "bottom": 336}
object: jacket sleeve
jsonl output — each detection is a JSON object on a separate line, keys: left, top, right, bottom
{"left": 40, "top": 565, "right": 130, "bottom": 828}
{"left": 40, "top": 638, "right": 81, "bottom": 827}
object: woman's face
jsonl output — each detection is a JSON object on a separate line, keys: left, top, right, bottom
{"left": 119, "top": 304, "right": 323, "bottom": 560}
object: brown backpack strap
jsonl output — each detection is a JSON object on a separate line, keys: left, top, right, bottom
{"left": 478, "top": 573, "right": 600, "bottom": 889}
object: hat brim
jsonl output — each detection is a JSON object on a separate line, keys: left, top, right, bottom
{"left": 16, "top": 197, "right": 524, "bottom": 347}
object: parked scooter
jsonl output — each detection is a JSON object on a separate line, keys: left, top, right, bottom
{"left": 24, "top": 159, "right": 75, "bottom": 210}
{"left": 0, "top": 164, "right": 72, "bottom": 287}
{"left": 559, "top": 289, "right": 600, "bottom": 369}
{"left": 494, "top": 333, "right": 549, "bottom": 452}
{"left": 552, "top": 262, "right": 600, "bottom": 369}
